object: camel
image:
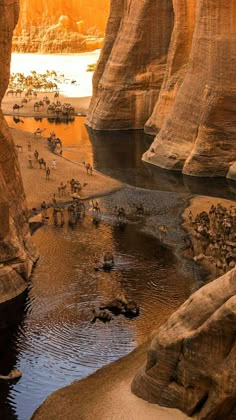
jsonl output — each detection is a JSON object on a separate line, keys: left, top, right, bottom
{"left": 0, "top": 369, "right": 22, "bottom": 381}
{"left": 6, "top": 89, "right": 15, "bottom": 96}
{"left": 13, "top": 104, "right": 23, "bottom": 112}
{"left": 91, "top": 309, "right": 113, "bottom": 324}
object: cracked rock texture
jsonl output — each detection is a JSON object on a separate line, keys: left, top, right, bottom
{"left": 132, "top": 268, "right": 236, "bottom": 419}
{"left": 12, "top": 0, "right": 109, "bottom": 53}
{"left": 87, "top": 0, "right": 236, "bottom": 179}
{"left": 0, "top": 0, "right": 37, "bottom": 303}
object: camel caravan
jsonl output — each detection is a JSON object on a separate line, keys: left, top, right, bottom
{"left": 186, "top": 203, "right": 236, "bottom": 276}
{"left": 6, "top": 70, "right": 76, "bottom": 118}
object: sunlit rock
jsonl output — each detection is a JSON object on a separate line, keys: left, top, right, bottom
{"left": 227, "top": 162, "right": 236, "bottom": 181}
{"left": 12, "top": 0, "right": 109, "bottom": 53}
{"left": 143, "top": 0, "right": 236, "bottom": 178}
{"left": 86, "top": 0, "right": 174, "bottom": 130}
{"left": 88, "top": 0, "right": 236, "bottom": 179}
{"left": 132, "top": 268, "right": 236, "bottom": 419}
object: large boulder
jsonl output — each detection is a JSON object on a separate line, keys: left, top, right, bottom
{"left": 132, "top": 268, "right": 236, "bottom": 419}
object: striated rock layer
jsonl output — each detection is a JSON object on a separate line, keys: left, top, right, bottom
{"left": 132, "top": 267, "right": 236, "bottom": 419}
{"left": 12, "top": 0, "right": 110, "bottom": 53}
{"left": 88, "top": 0, "right": 236, "bottom": 179}
{"left": 86, "top": 0, "right": 174, "bottom": 130}
{"left": 0, "top": 0, "right": 37, "bottom": 303}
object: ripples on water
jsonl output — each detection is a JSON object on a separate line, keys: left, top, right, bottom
{"left": 2, "top": 115, "right": 234, "bottom": 419}
{"left": 0, "top": 201, "right": 193, "bottom": 420}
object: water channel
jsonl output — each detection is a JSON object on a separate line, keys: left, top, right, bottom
{"left": 0, "top": 116, "right": 235, "bottom": 419}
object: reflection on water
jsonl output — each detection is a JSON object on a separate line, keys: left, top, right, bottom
{"left": 2, "top": 115, "right": 234, "bottom": 419}
{"left": 0, "top": 204, "right": 193, "bottom": 420}
{"left": 6, "top": 115, "right": 235, "bottom": 199}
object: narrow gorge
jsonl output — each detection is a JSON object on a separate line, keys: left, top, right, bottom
{"left": 0, "top": 1, "right": 236, "bottom": 419}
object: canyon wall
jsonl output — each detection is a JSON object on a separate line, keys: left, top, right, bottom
{"left": 87, "top": 0, "right": 236, "bottom": 179}
{"left": 0, "top": 0, "right": 37, "bottom": 303}
{"left": 132, "top": 267, "right": 236, "bottom": 419}
{"left": 12, "top": 0, "right": 110, "bottom": 53}
{"left": 86, "top": 0, "right": 174, "bottom": 130}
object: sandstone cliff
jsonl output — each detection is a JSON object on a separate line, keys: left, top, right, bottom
{"left": 132, "top": 267, "right": 236, "bottom": 419}
{"left": 12, "top": 0, "right": 109, "bottom": 53}
{"left": 0, "top": 0, "right": 37, "bottom": 303}
{"left": 86, "top": 0, "right": 174, "bottom": 130}
{"left": 87, "top": 0, "right": 236, "bottom": 179}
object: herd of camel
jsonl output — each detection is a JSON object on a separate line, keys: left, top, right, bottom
{"left": 186, "top": 203, "right": 236, "bottom": 275}
{"left": 6, "top": 70, "right": 76, "bottom": 117}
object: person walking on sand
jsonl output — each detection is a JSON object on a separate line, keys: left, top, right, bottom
{"left": 46, "top": 167, "right": 50, "bottom": 180}
{"left": 28, "top": 154, "right": 33, "bottom": 168}
{"left": 51, "top": 159, "right": 56, "bottom": 170}
{"left": 34, "top": 149, "right": 39, "bottom": 161}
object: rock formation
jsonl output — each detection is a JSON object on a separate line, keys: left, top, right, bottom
{"left": 0, "top": 0, "right": 37, "bottom": 303}
{"left": 86, "top": 0, "right": 174, "bottom": 130}
{"left": 12, "top": 0, "right": 109, "bottom": 53}
{"left": 132, "top": 267, "right": 236, "bottom": 419}
{"left": 87, "top": 0, "right": 236, "bottom": 179}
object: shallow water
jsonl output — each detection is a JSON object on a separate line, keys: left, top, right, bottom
{"left": 0, "top": 199, "right": 194, "bottom": 420}
{"left": 1, "top": 115, "right": 235, "bottom": 419}
{"left": 6, "top": 115, "right": 236, "bottom": 198}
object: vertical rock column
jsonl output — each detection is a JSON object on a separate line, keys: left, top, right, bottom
{"left": 0, "top": 0, "right": 37, "bottom": 303}
{"left": 144, "top": 0, "right": 196, "bottom": 135}
{"left": 86, "top": 0, "right": 174, "bottom": 130}
{"left": 143, "top": 0, "right": 236, "bottom": 177}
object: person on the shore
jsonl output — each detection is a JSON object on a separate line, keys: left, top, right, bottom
{"left": 28, "top": 154, "right": 33, "bottom": 168}
{"left": 46, "top": 167, "right": 50, "bottom": 180}
{"left": 51, "top": 159, "right": 56, "bottom": 170}
{"left": 40, "top": 200, "right": 47, "bottom": 221}
{"left": 38, "top": 157, "right": 46, "bottom": 169}
{"left": 34, "top": 149, "right": 39, "bottom": 161}
{"left": 52, "top": 193, "right": 57, "bottom": 207}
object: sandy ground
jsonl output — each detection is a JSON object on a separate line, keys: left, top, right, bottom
{"left": 11, "top": 126, "right": 123, "bottom": 211}
{"left": 2, "top": 90, "right": 91, "bottom": 117}
{"left": 32, "top": 340, "right": 190, "bottom": 420}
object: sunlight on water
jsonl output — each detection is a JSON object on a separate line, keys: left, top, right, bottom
{"left": 10, "top": 51, "right": 101, "bottom": 97}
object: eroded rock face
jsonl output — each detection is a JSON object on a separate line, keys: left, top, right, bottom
{"left": 144, "top": 0, "right": 196, "bottom": 135}
{"left": 88, "top": 0, "right": 236, "bottom": 178}
{"left": 12, "top": 0, "right": 109, "bottom": 53}
{"left": 143, "top": 0, "right": 236, "bottom": 178}
{"left": 132, "top": 268, "right": 236, "bottom": 419}
{"left": 86, "top": 0, "right": 174, "bottom": 130}
{"left": 0, "top": 0, "right": 37, "bottom": 303}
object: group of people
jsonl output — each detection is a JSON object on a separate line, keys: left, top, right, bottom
{"left": 47, "top": 131, "right": 63, "bottom": 154}
{"left": 187, "top": 203, "right": 236, "bottom": 274}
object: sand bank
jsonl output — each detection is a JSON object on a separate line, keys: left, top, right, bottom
{"left": 10, "top": 126, "right": 123, "bottom": 210}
